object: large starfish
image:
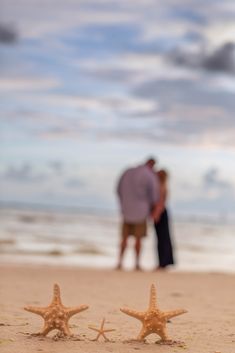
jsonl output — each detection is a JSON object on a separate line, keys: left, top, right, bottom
{"left": 88, "top": 318, "right": 115, "bottom": 341}
{"left": 24, "top": 283, "right": 89, "bottom": 336}
{"left": 120, "top": 284, "right": 187, "bottom": 342}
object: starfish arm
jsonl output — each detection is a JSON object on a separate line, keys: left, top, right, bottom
{"left": 136, "top": 326, "right": 150, "bottom": 341}
{"left": 88, "top": 326, "right": 100, "bottom": 332}
{"left": 96, "top": 332, "right": 102, "bottom": 340}
{"left": 148, "top": 284, "right": 158, "bottom": 311}
{"left": 120, "top": 307, "right": 145, "bottom": 321}
{"left": 163, "top": 309, "right": 187, "bottom": 320}
{"left": 24, "top": 306, "right": 46, "bottom": 317}
{"left": 157, "top": 327, "right": 170, "bottom": 341}
{"left": 101, "top": 318, "right": 105, "bottom": 329}
{"left": 39, "top": 322, "right": 53, "bottom": 336}
{"left": 102, "top": 333, "right": 110, "bottom": 341}
{"left": 91, "top": 332, "right": 101, "bottom": 341}
{"left": 66, "top": 305, "right": 89, "bottom": 318}
{"left": 51, "top": 283, "right": 62, "bottom": 305}
{"left": 60, "top": 322, "right": 72, "bottom": 336}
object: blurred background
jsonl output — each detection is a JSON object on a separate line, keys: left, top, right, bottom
{"left": 1, "top": 0, "right": 235, "bottom": 272}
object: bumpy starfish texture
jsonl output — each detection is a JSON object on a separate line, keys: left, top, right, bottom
{"left": 88, "top": 318, "right": 115, "bottom": 341}
{"left": 24, "top": 283, "right": 89, "bottom": 336}
{"left": 120, "top": 284, "right": 187, "bottom": 342}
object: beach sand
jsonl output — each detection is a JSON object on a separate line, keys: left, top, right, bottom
{"left": 0, "top": 265, "right": 234, "bottom": 353}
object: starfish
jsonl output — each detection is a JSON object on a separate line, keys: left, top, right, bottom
{"left": 24, "top": 283, "right": 89, "bottom": 336}
{"left": 88, "top": 318, "right": 115, "bottom": 341}
{"left": 120, "top": 284, "right": 187, "bottom": 342}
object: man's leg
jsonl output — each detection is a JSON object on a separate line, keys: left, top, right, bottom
{"left": 134, "top": 236, "right": 142, "bottom": 270}
{"left": 134, "top": 222, "right": 146, "bottom": 270}
{"left": 117, "top": 223, "right": 129, "bottom": 269}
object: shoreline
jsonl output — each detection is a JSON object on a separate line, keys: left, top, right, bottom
{"left": 0, "top": 264, "right": 234, "bottom": 352}
{"left": 1, "top": 207, "right": 235, "bottom": 274}
{"left": 1, "top": 259, "right": 235, "bottom": 274}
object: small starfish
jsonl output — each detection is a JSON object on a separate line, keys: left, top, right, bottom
{"left": 120, "top": 284, "right": 187, "bottom": 342}
{"left": 88, "top": 318, "right": 115, "bottom": 341}
{"left": 24, "top": 283, "right": 89, "bottom": 336}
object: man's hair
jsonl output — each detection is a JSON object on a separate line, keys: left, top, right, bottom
{"left": 145, "top": 157, "right": 156, "bottom": 168}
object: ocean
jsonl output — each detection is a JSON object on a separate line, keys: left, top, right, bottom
{"left": 0, "top": 207, "right": 235, "bottom": 273}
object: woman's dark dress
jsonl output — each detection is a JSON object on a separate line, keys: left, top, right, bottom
{"left": 154, "top": 208, "right": 174, "bottom": 268}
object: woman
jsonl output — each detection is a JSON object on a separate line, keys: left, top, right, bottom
{"left": 152, "top": 169, "right": 174, "bottom": 270}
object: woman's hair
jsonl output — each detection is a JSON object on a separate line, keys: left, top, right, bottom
{"left": 157, "top": 169, "right": 168, "bottom": 183}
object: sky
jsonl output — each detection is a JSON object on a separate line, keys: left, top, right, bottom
{"left": 1, "top": 0, "right": 235, "bottom": 220}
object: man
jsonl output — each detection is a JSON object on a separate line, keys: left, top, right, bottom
{"left": 116, "top": 157, "right": 159, "bottom": 270}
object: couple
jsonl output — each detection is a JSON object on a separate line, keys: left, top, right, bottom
{"left": 116, "top": 157, "right": 174, "bottom": 271}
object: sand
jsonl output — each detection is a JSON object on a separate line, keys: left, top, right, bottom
{"left": 0, "top": 264, "right": 234, "bottom": 353}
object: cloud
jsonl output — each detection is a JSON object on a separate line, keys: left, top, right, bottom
{"left": 202, "top": 167, "right": 233, "bottom": 192}
{"left": 65, "top": 178, "right": 84, "bottom": 188}
{"left": 175, "top": 192, "right": 235, "bottom": 218}
{"left": 2, "top": 163, "right": 46, "bottom": 183}
{"left": 174, "top": 166, "right": 235, "bottom": 217}
{"left": 19, "top": 93, "right": 158, "bottom": 118}
{"left": 204, "top": 42, "right": 235, "bottom": 73}
{"left": 133, "top": 74, "right": 235, "bottom": 117}
{"left": 48, "top": 160, "right": 64, "bottom": 173}
{"left": 0, "top": 78, "right": 60, "bottom": 92}
{"left": 80, "top": 52, "right": 198, "bottom": 89}
{"left": 168, "top": 7, "right": 207, "bottom": 25}
{"left": 1, "top": 0, "right": 134, "bottom": 40}
{"left": 0, "top": 24, "right": 18, "bottom": 44}
{"left": 130, "top": 72, "right": 235, "bottom": 147}
{"left": 170, "top": 41, "right": 235, "bottom": 74}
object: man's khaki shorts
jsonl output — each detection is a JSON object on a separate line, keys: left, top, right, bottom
{"left": 122, "top": 221, "right": 147, "bottom": 238}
